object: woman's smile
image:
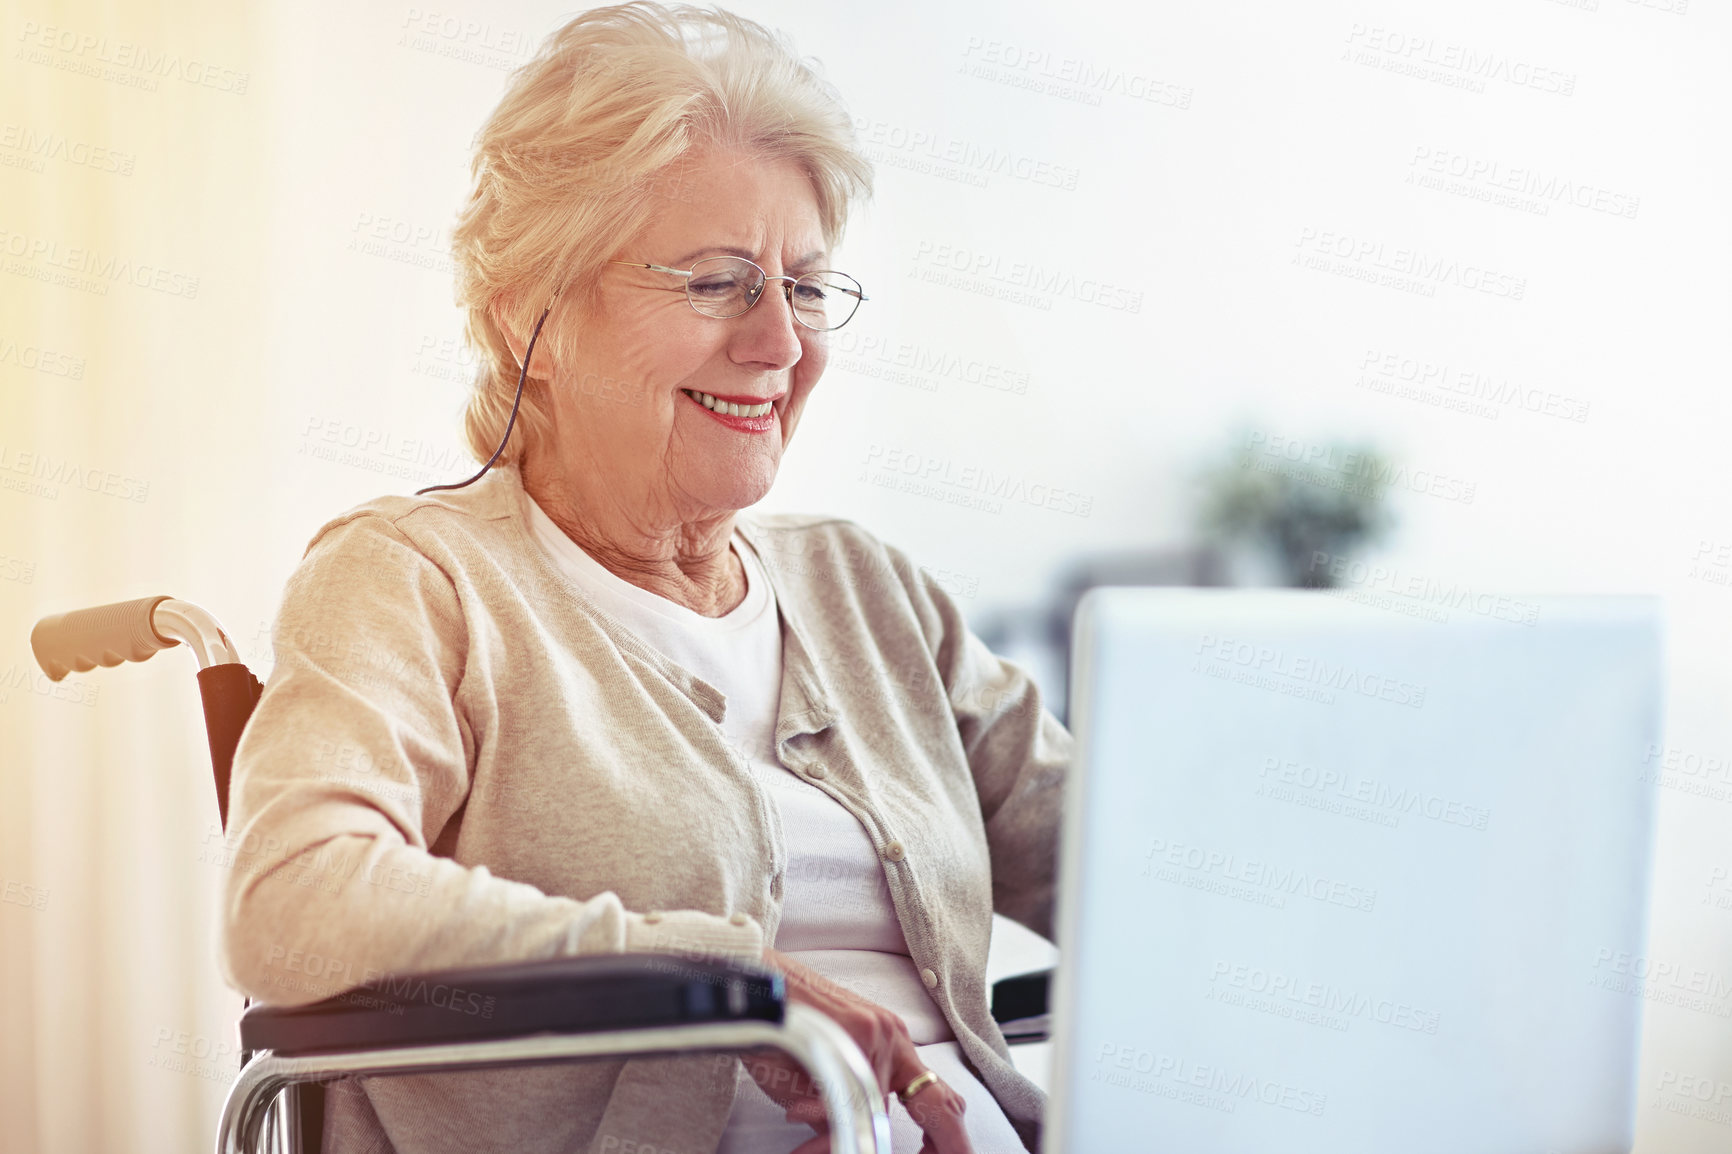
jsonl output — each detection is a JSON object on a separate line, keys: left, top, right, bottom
{"left": 679, "top": 386, "right": 782, "bottom": 431}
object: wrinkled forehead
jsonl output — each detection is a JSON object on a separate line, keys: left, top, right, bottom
{"left": 629, "top": 146, "right": 829, "bottom": 264}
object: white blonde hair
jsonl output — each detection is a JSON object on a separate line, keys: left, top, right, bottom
{"left": 450, "top": 1, "right": 873, "bottom": 467}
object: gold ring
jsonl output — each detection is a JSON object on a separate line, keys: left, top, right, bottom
{"left": 897, "top": 1070, "right": 938, "bottom": 1102}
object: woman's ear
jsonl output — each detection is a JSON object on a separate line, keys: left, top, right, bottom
{"left": 490, "top": 296, "right": 559, "bottom": 381}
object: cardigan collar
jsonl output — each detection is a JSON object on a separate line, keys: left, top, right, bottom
{"left": 475, "top": 461, "right": 840, "bottom": 744}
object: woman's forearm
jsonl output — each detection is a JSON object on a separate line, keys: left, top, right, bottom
{"left": 221, "top": 828, "right": 763, "bottom": 1005}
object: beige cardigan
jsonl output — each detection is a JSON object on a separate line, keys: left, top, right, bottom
{"left": 219, "top": 460, "right": 1071, "bottom": 1153}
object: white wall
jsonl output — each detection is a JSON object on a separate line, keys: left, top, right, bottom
{"left": 3, "top": 0, "right": 1727, "bottom": 1149}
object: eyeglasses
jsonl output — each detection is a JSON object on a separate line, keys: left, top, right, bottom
{"left": 609, "top": 256, "right": 867, "bottom": 331}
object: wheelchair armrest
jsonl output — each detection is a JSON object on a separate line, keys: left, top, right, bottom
{"left": 991, "top": 968, "right": 1051, "bottom": 1043}
{"left": 239, "top": 954, "right": 782, "bottom": 1057}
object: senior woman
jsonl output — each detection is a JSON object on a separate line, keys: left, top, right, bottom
{"left": 220, "top": 5, "right": 1070, "bottom": 1153}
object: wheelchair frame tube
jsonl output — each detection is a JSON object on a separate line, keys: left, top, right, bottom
{"left": 216, "top": 1005, "right": 891, "bottom": 1154}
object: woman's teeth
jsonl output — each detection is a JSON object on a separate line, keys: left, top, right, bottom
{"left": 683, "top": 389, "right": 772, "bottom": 418}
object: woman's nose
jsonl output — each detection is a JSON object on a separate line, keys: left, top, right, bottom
{"left": 733, "top": 280, "right": 804, "bottom": 366}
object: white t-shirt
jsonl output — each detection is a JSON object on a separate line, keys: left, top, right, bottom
{"left": 525, "top": 499, "right": 1025, "bottom": 1153}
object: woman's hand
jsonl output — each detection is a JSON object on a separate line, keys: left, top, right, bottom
{"left": 745, "top": 946, "right": 973, "bottom": 1154}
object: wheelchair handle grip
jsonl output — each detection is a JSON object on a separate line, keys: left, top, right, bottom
{"left": 30, "top": 595, "right": 178, "bottom": 681}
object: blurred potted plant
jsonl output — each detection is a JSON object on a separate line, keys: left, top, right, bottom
{"left": 1196, "top": 430, "right": 1396, "bottom": 587}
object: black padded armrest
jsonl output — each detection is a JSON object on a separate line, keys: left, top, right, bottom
{"left": 240, "top": 954, "right": 783, "bottom": 1057}
{"left": 990, "top": 968, "right": 1050, "bottom": 1024}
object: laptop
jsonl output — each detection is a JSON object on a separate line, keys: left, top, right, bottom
{"left": 1047, "top": 588, "right": 1663, "bottom": 1153}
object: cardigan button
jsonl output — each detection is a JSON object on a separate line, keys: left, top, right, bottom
{"left": 806, "top": 763, "right": 828, "bottom": 780}
{"left": 643, "top": 911, "right": 663, "bottom": 925}
{"left": 729, "top": 912, "right": 750, "bottom": 927}
{"left": 883, "top": 840, "right": 906, "bottom": 863}
{"left": 921, "top": 968, "right": 938, "bottom": 989}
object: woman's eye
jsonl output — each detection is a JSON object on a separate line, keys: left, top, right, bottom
{"left": 689, "top": 276, "right": 741, "bottom": 297}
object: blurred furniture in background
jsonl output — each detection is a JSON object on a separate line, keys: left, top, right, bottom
{"left": 975, "top": 545, "right": 1228, "bottom": 725}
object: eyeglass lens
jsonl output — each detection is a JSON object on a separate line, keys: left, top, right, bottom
{"left": 685, "top": 256, "right": 862, "bottom": 330}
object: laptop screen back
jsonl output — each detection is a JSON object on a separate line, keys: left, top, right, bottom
{"left": 1049, "top": 589, "right": 1661, "bottom": 1154}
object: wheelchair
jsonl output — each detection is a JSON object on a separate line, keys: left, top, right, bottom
{"left": 30, "top": 594, "right": 1053, "bottom": 1154}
